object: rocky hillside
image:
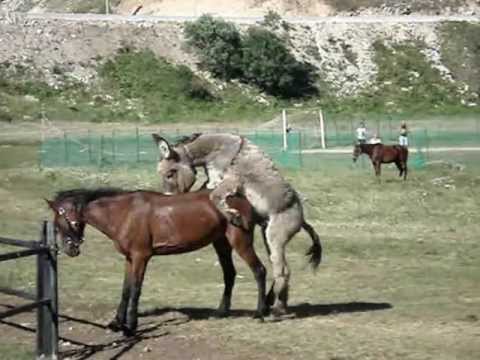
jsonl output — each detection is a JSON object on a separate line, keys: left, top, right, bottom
{"left": 1, "top": 0, "right": 480, "bottom": 16}
{"left": 0, "top": 11, "right": 479, "bottom": 123}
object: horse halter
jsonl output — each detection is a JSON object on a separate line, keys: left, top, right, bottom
{"left": 57, "top": 206, "right": 84, "bottom": 243}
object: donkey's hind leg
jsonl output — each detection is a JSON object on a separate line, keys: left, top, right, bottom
{"left": 212, "top": 239, "right": 236, "bottom": 317}
{"left": 260, "top": 225, "right": 275, "bottom": 309}
{"left": 265, "top": 205, "right": 302, "bottom": 317}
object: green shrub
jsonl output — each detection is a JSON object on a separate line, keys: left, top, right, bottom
{"left": 99, "top": 48, "right": 214, "bottom": 101}
{"left": 184, "top": 16, "right": 317, "bottom": 98}
{"left": 184, "top": 15, "right": 243, "bottom": 80}
{"left": 241, "top": 27, "right": 318, "bottom": 98}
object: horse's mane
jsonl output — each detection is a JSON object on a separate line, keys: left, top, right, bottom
{"left": 173, "top": 132, "right": 202, "bottom": 146}
{"left": 53, "top": 188, "right": 129, "bottom": 209}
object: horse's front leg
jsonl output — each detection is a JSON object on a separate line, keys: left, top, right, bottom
{"left": 124, "top": 253, "right": 150, "bottom": 337}
{"left": 107, "top": 260, "right": 132, "bottom": 332}
{"left": 374, "top": 161, "right": 381, "bottom": 178}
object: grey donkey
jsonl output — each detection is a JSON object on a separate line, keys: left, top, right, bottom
{"left": 152, "top": 133, "right": 322, "bottom": 316}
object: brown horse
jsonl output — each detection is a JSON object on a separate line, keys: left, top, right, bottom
{"left": 46, "top": 188, "right": 267, "bottom": 336}
{"left": 353, "top": 143, "right": 408, "bottom": 180}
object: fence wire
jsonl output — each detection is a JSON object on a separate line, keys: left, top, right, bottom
{"left": 39, "top": 117, "right": 480, "bottom": 170}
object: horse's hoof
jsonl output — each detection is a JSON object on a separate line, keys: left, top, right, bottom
{"left": 107, "top": 319, "right": 123, "bottom": 332}
{"left": 122, "top": 326, "right": 136, "bottom": 337}
{"left": 253, "top": 313, "right": 265, "bottom": 323}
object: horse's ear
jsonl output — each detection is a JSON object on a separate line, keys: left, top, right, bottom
{"left": 152, "top": 134, "right": 175, "bottom": 160}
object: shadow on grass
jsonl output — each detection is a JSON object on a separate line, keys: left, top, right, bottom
{"left": 140, "top": 301, "right": 393, "bottom": 320}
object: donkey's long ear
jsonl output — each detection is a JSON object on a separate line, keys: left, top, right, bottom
{"left": 152, "top": 134, "right": 175, "bottom": 160}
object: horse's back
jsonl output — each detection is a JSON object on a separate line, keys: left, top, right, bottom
{"left": 136, "top": 190, "right": 254, "bottom": 255}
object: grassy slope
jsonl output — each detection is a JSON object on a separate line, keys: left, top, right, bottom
{"left": 0, "top": 141, "right": 479, "bottom": 359}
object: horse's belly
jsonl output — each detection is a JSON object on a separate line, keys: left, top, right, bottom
{"left": 152, "top": 238, "right": 212, "bottom": 255}
{"left": 151, "top": 210, "right": 222, "bottom": 255}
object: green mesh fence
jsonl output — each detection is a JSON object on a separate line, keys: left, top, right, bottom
{"left": 39, "top": 117, "right": 480, "bottom": 170}
{"left": 40, "top": 130, "right": 304, "bottom": 169}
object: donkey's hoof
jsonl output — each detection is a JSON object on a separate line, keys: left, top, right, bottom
{"left": 107, "top": 319, "right": 124, "bottom": 332}
{"left": 271, "top": 306, "right": 288, "bottom": 318}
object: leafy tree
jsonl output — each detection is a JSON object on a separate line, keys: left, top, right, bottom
{"left": 184, "top": 15, "right": 243, "bottom": 80}
{"left": 241, "top": 27, "right": 318, "bottom": 98}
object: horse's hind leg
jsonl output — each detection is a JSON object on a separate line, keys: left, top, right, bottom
{"left": 229, "top": 229, "right": 267, "bottom": 320}
{"left": 395, "top": 161, "right": 403, "bottom": 178}
{"left": 212, "top": 239, "right": 235, "bottom": 317}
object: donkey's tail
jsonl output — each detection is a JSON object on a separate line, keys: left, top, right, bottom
{"left": 302, "top": 220, "right": 322, "bottom": 270}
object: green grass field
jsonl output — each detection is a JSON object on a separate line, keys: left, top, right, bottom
{"left": 0, "top": 140, "right": 479, "bottom": 359}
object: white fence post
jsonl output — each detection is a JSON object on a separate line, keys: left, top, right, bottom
{"left": 282, "top": 109, "right": 288, "bottom": 151}
{"left": 318, "top": 109, "right": 326, "bottom": 149}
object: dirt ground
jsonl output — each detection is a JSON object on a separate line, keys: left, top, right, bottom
{"left": 0, "top": 297, "right": 283, "bottom": 360}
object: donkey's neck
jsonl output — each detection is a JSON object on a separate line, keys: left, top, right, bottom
{"left": 182, "top": 134, "right": 242, "bottom": 167}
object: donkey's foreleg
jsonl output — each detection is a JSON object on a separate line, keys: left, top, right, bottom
{"left": 212, "top": 240, "right": 236, "bottom": 317}
{"left": 107, "top": 261, "right": 132, "bottom": 332}
{"left": 124, "top": 253, "right": 150, "bottom": 337}
{"left": 210, "top": 176, "right": 247, "bottom": 229}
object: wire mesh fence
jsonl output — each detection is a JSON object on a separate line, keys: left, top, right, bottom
{"left": 40, "top": 129, "right": 305, "bottom": 169}
{"left": 38, "top": 114, "right": 480, "bottom": 171}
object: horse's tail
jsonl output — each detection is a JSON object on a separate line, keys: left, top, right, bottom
{"left": 302, "top": 220, "right": 322, "bottom": 270}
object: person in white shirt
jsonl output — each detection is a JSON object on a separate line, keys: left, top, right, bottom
{"left": 356, "top": 121, "right": 367, "bottom": 144}
{"left": 399, "top": 121, "right": 408, "bottom": 147}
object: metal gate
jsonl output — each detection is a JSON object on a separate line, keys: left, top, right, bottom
{"left": 0, "top": 221, "right": 58, "bottom": 359}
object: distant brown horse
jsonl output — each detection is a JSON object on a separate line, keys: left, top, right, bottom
{"left": 353, "top": 143, "right": 408, "bottom": 180}
{"left": 46, "top": 188, "right": 266, "bottom": 336}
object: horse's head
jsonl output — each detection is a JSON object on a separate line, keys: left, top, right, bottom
{"left": 45, "top": 197, "right": 85, "bottom": 257}
{"left": 352, "top": 143, "right": 362, "bottom": 162}
{"left": 152, "top": 134, "right": 197, "bottom": 194}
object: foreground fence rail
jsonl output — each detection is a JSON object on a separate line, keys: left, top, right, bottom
{"left": 0, "top": 221, "right": 58, "bottom": 359}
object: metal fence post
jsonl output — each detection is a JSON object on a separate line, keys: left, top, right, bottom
{"left": 87, "top": 130, "right": 92, "bottom": 164}
{"left": 36, "top": 221, "right": 58, "bottom": 359}
{"left": 112, "top": 130, "right": 116, "bottom": 164}
{"left": 99, "top": 135, "right": 105, "bottom": 167}
{"left": 63, "top": 132, "right": 68, "bottom": 166}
